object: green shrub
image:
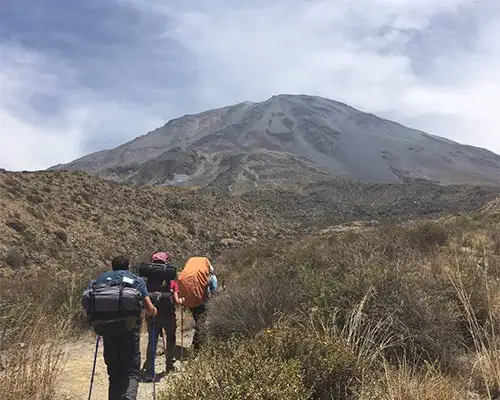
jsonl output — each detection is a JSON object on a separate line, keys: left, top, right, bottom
{"left": 5, "top": 247, "right": 25, "bottom": 269}
{"left": 54, "top": 230, "right": 68, "bottom": 243}
{"left": 209, "top": 224, "right": 494, "bottom": 369}
{"left": 407, "top": 221, "right": 449, "bottom": 251}
{"left": 161, "top": 339, "right": 306, "bottom": 400}
{"left": 208, "top": 259, "right": 305, "bottom": 338}
{"left": 257, "top": 325, "right": 362, "bottom": 399}
{"left": 163, "top": 320, "right": 364, "bottom": 400}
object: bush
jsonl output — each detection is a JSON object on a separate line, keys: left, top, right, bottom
{"left": 5, "top": 219, "right": 27, "bottom": 233}
{"left": 359, "top": 362, "right": 466, "bottom": 400}
{"left": 207, "top": 258, "right": 305, "bottom": 338}
{"left": 162, "top": 321, "right": 363, "bottom": 400}
{"left": 407, "top": 221, "right": 449, "bottom": 251}
{"left": 5, "top": 247, "right": 25, "bottom": 269}
{"left": 0, "top": 266, "right": 72, "bottom": 400}
{"left": 26, "top": 206, "right": 45, "bottom": 220}
{"left": 257, "top": 325, "right": 362, "bottom": 399}
{"left": 161, "top": 338, "right": 306, "bottom": 400}
{"left": 22, "top": 229, "right": 36, "bottom": 244}
{"left": 54, "top": 230, "right": 68, "bottom": 243}
{"left": 26, "top": 193, "right": 43, "bottom": 204}
{"left": 209, "top": 224, "right": 494, "bottom": 369}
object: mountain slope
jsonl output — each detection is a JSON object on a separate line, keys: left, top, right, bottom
{"left": 2, "top": 171, "right": 500, "bottom": 273}
{"left": 0, "top": 171, "right": 292, "bottom": 272}
{"left": 52, "top": 94, "right": 500, "bottom": 191}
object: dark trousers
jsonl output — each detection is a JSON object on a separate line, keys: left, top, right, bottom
{"left": 143, "top": 312, "right": 176, "bottom": 375}
{"left": 102, "top": 329, "right": 140, "bottom": 400}
{"left": 191, "top": 304, "right": 207, "bottom": 350}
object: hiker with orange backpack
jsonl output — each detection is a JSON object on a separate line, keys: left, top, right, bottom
{"left": 139, "top": 252, "right": 184, "bottom": 381}
{"left": 177, "top": 257, "right": 218, "bottom": 351}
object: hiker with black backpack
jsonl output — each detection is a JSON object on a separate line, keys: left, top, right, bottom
{"left": 82, "top": 255, "right": 157, "bottom": 400}
{"left": 139, "top": 252, "right": 184, "bottom": 381}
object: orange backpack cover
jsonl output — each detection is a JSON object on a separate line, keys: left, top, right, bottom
{"left": 177, "top": 257, "right": 210, "bottom": 308}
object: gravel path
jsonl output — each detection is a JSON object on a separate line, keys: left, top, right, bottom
{"left": 57, "top": 309, "right": 194, "bottom": 400}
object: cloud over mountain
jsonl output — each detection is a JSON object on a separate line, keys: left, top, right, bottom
{"left": 1, "top": 0, "right": 500, "bottom": 170}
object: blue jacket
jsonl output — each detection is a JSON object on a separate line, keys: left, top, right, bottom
{"left": 90, "top": 270, "right": 148, "bottom": 299}
{"left": 206, "top": 273, "right": 218, "bottom": 298}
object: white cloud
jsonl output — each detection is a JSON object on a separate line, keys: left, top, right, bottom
{"left": 1, "top": 0, "right": 499, "bottom": 171}
{"left": 161, "top": 0, "right": 500, "bottom": 151}
{"left": 0, "top": 44, "right": 84, "bottom": 170}
{"left": 0, "top": 41, "right": 165, "bottom": 170}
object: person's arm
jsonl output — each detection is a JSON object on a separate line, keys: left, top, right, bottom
{"left": 143, "top": 296, "right": 157, "bottom": 316}
{"left": 171, "top": 280, "right": 185, "bottom": 305}
{"left": 136, "top": 276, "right": 157, "bottom": 316}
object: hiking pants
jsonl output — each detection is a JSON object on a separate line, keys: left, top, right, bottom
{"left": 102, "top": 329, "right": 140, "bottom": 400}
{"left": 143, "top": 312, "right": 176, "bottom": 375}
{"left": 191, "top": 304, "right": 208, "bottom": 350}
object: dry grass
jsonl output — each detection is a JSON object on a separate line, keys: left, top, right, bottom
{"left": 160, "top": 208, "right": 500, "bottom": 399}
{"left": 0, "top": 258, "right": 98, "bottom": 399}
{"left": 1, "top": 171, "right": 500, "bottom": 399}
{"left": 359, "top": 362, "right": 466, "bottom": 400}
{"left": 0, "top": 307, "right": 67, "bottom": 400}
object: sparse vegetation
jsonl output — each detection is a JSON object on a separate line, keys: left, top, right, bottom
{"left": 5, "top": 219, "right": 27, "bottom": 233}
{"left": 54, "top": 229, "right": 68, "bottom": 243}
{"left": 1, "top": 170, "right": 500, "bottom": 398}
{"left": 5, "top": 247, "right": 25, "bottom": 269}
{"left": 160, "top": 204, "right": 500, "bottom": 399}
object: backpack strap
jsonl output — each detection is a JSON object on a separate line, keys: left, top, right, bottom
{"left": 118, "top": 285, "right": 124, "bottom": 314}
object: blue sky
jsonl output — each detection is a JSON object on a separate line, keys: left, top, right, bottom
{"left": 1, "top": 0, "right": 499, "bottom": 170}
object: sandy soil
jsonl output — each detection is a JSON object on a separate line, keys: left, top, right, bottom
{"left": 57, "top": 309, "right": 194, "bottom": 400}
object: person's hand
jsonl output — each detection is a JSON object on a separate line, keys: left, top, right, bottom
{"left": 153, "top": 307, "right": 158, "bottom": 316}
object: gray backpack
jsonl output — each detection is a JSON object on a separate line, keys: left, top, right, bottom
{"left": 82, "top": 279, "right": 143, "bottom": 336}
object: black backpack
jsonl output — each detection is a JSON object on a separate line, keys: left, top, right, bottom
{"left": 138, "top": 262, "right": 177, "bottom": 282}
{"left": 82, "top": 279, "right": 143, "bottom": 336}
{"left": 149, "top": 291, "right": 174, "bottom": 312}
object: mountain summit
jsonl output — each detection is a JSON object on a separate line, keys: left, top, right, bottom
{"left": 51, "top": 94, "right": 500, "bottom": 191}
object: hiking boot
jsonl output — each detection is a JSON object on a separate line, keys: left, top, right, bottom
{"left": 165, "top": 364, "right": 175, "bottom": 374}
{"left": 140, "top": 369, "right": 154, "bottom": 383}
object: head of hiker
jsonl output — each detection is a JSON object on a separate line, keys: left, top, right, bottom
{"left": 151, "top": 251, "right": 170, "bottom": 264}
{"left": 111, "top": 255, "right": 130, "bottom": 270}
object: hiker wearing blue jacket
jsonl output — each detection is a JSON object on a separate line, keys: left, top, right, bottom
{"left": 88, "top": 256, "right": 157, "bottom": 400}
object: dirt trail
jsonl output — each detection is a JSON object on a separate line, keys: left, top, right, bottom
{"left": 57, "top": 309, "right": 194, "bottom": 400}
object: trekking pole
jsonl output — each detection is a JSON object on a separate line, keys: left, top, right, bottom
{"left": 180, "top": 305, "right": 184, "bottom": 370}
{"left": 161, "top": 328, "right": 167, "bottom": 355}
{"left": 151, "top": 316, "right": 156, "bottom": 400}
{"left": 88, "top": 335, "right": 100, "bottom": 400}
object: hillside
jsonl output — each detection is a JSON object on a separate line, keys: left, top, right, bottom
{"left": 51, "top": 94, "right": 500, "bottom": 192}
{"left": 2, "top": 172, "right": 500, "bottom": 399}
{"left": 2, "top": 170, "right": 500, "bottom": 274}
{"left": 0, "top": 171, "right": 293, "bottom": 272}
{"left": 244, "top": 179, "right": 500, "bottom": 227}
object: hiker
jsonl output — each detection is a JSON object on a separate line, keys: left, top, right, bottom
{"left": 192, "top": 261, "right": 218, "bottom": 350}
{"left": 83, "top": 255, "right": 157, "bottom": 400}
{"left": 141, "top": 252, "right": 184, "bottom": 381}
{"left": 178, "top": 257, "right": 218, "bottom": 351}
